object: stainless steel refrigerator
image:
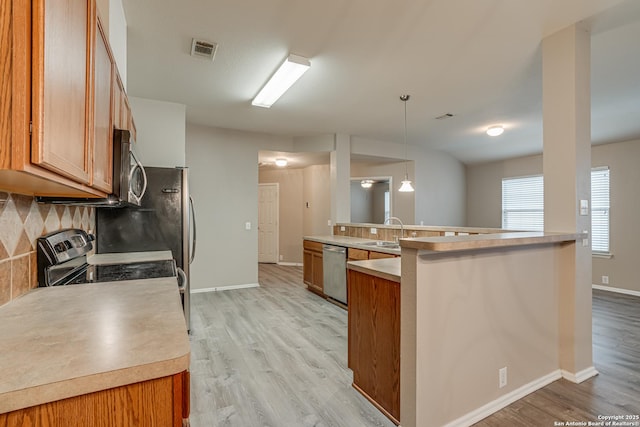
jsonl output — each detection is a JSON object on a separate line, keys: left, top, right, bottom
{"left": 95, "top": 167, "right": 196, "bottom": 330}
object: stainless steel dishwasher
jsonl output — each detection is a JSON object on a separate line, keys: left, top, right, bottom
{"left": 323, "top": 244, "right": 347, "bottom": 304}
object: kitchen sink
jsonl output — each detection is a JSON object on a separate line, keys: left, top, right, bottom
{"left": 362, "top": 241, "right": 400, "bottom": 249}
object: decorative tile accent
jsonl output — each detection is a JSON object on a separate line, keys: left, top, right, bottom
{"left": 0, "top": 260, "right": 10, "bottom": 305}
{"left": 0, "top": 193, "right": 95, "bottom": 306}
{"left": 0, "top": 198, "right": 24, "bottom": 256}
{"left": 24, "top": 202, "right": 45, "bottom": 247}
{"left": 11, "top": 254, "right": 31, "bottom": 300}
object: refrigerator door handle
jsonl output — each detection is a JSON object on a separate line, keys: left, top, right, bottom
{"left": 189, "top": 196, "right": 197, "bottom": 264}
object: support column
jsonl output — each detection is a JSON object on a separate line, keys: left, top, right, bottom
{"left": 542, "top": 23, "right": 595, "bottom": 381}
{"left": 330, "top": 133, "right": 351, "bottom": 226}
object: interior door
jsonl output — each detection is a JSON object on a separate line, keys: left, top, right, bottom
{"left": 258, "top": 183, "right": 278, "bottom": 263}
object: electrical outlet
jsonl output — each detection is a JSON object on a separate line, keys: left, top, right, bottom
{"left": 327, "top": 219, "right": 332, "bottom": 226}
{"left": 340, "top": 226, "right": 346, "bottom": 232}
{"left": 602, "top": 275, "right": 609, "bottom": 285}
{"left": 279, "top": 255, "right": 284, "bottom": 261}
{"left": 499, "top": 367, "right": 507, "bottom": 388}
{"left": 370, "top": 227, "right": 377, "bottom": 235}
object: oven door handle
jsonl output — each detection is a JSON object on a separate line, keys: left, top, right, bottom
{"left": 177, "top": 267, "right": 187, "bottom": 294}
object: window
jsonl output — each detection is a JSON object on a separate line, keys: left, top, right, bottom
{"left": 502, "top": 175, "right": 544, "bottom": 231}
{"left": 591, "top": 168, "right": 610, "bottom": 254}
{"left": 501, "top": 168, "right": 610, "bottom": 254}
{"left": 384, "top": 191, "right": 391, "bottom": 221}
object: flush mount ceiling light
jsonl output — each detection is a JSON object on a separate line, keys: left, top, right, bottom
{"left": 486, "top": 125, "right": 504, "bottom": 136}
{"left": 252, "top": 54, "right": 311, "bottom": 108}
{"left": 399, "top": 94, "right": 415, "bottom": 193}
{"left": 361, "top": 179, "right": 374, "bottom": 189}
{"left": 275, "top": 158, "right": 288, "bottom": 167}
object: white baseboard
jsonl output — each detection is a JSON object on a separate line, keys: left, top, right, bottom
{"left": 592, "top": 284, "right": 640, "bottom": 298}
{"left": 277, "top": 262, "right": 303, "bottom": 267}
{"left": 442, "top": 370, "right": 562, "bottom": 427}
{"left": 561, "top": 366, "right": 599, "bottom": 383}
{"left": 191, "top": 283, "right": 260, "bottom": 294}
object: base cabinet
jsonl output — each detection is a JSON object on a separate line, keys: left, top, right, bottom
{"left": 348, "top": 269, "right": 400, "bottom": 424}
{"left": 303, "top": 240, "right": 324, "bottom": 295}
{"left": 0, "top": 371, "right": 190, "bottom": 427}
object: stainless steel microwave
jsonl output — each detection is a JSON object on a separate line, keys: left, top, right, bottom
{"left": 36, "top": 129, "right": 148, "bottom": 207}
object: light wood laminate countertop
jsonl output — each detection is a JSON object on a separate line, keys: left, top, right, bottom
{"left": 347, "top": 258, "right": 401, "bottom": 282}
{"left": 400, "top": 231, "right": 581, "bottom": 252}
{"left": 87, "top": 250, "right": 173, "bottom": 265}
{"left": 303, "top": 235, "right": 400, "bottom": 255}
{"left": 0, "top": 278, "right": 190, "bottom": 414}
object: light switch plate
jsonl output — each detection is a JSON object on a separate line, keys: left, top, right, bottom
{"left": 245, "top": 222, "right": 251, "bottom": 230}
{"left": 580, "top": 199, "right": 589, "bottom": 215}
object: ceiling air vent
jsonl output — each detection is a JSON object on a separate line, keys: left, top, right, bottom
{"left": 190, "top": 39, "right": 218, "bottom": 61}
{"left": 435, "top": 113, "right": 454, "bottom": 120}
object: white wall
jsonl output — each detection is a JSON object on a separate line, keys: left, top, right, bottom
{"left": 95, "top": 0, "right": 127, "bottom": 88}
{"left": 351, "top": 136, "right": 466, "bottom": 226}
{"left": 465, "top": 138, "right": 640, "bottom": 294}
{"left": 129, "top": 97, "right": 186, "bottom": 167}
{"left": 109, "top": 0, "right": 127, "bottom": 87}
{"left": 186, "top": 124, "right": 294, "bottom": 290}
{"left": 351, "top": 161, "right": 414, "bottom": 224}
{"left": 303, "top": 165, "right": 332, "bottom": 236}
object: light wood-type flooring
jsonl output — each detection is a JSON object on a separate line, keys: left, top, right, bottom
{"left": 189, "top": 264, "right": 640, "bottom": 427}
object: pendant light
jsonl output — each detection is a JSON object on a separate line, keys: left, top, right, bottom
{"left": 399, "top": 94, "right": 415, "bottom": 192}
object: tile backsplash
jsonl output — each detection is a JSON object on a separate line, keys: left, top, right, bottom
{"left": 0, "top": 192, "right": 94, "bottom": 306}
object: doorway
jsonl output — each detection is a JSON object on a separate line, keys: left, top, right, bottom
{"left": 258, "top": 183, "right": 279, "bottom": 263}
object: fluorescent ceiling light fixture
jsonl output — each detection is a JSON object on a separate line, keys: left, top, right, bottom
{"left": 275, "top": 158, "right": 288, "bottom": 167}
{"left": 486, "top": 125, "right": 504, "bottom": 136}
{"left": 252, "top": 54, "right": 311, "bottom": 108}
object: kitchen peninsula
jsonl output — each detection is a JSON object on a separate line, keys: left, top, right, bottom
{"left": 0, "top": 279, "right": 190, "bottom": 426}
{"left": 309, "top": 227, "right": 585, "bottom": 427}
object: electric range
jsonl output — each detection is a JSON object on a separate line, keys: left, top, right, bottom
{"left": 37, "top": 229, "right": 180, "bottom": 288}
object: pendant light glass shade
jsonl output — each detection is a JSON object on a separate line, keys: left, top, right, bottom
{"left": 399, "top": 176, "right": 415, "bottom": 192}
{"left": 399, "top": 94, "right": 414, "bottom": 192}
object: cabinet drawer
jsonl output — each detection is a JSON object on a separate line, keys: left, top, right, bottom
{"left": 368, "top": 251, "right": 398, "bottom": 260}
{"left": 303, "top": 240, "right": 323, "bottom": 252}
{"left": 348, "top": 248, "right": 369, "bottom": 260}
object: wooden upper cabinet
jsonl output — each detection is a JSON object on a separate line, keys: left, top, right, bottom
{"left": 0, "top": 0, "right": 132, "bottom": 197}
{"left": 90, "top": 17, "right": 113, "bottom": 193}
{"left": 31, "top": 0, "right": 91, "bottom": 184}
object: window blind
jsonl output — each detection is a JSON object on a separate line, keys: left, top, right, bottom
{"left": 501, "top": 168, "right": 610, "bottom": 254}
{"left": 501, "top": 175, "right": 544, "bottom": 231}
{"left": 591, "top": 167, "right": 610, "bottom": 253}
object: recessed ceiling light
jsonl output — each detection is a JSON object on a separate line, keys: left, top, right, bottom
{"left": 486, "top": 125, "right": 504, "bottom": 136}
{"left": 275, "top": 158, "right": 288, "bottom": 167}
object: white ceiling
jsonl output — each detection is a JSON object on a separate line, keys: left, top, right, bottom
{"left": 123, "top": 0, "right": 640, "bottom": 165}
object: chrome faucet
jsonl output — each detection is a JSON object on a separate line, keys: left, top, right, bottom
{"left": 384, "top": 216, "right": 405, "bottom": 241}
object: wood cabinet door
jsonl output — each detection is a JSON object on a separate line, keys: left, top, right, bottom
{"left": 312, "top": 252, "right": 324, "bottom": 291}
{"left": 348, "top": 270, "right": 400, "bottom": 423}
{"left": 303, "top": 250, "right": 313, "bottom": 285}
{"left": 31, "top": 0, "right": 91, "bottom": 184}
{"left": 0, "top": 374, "right": 183, "bottom": 427}
{"left": 90, "top": 17, "right": 113, "bottom": 192}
